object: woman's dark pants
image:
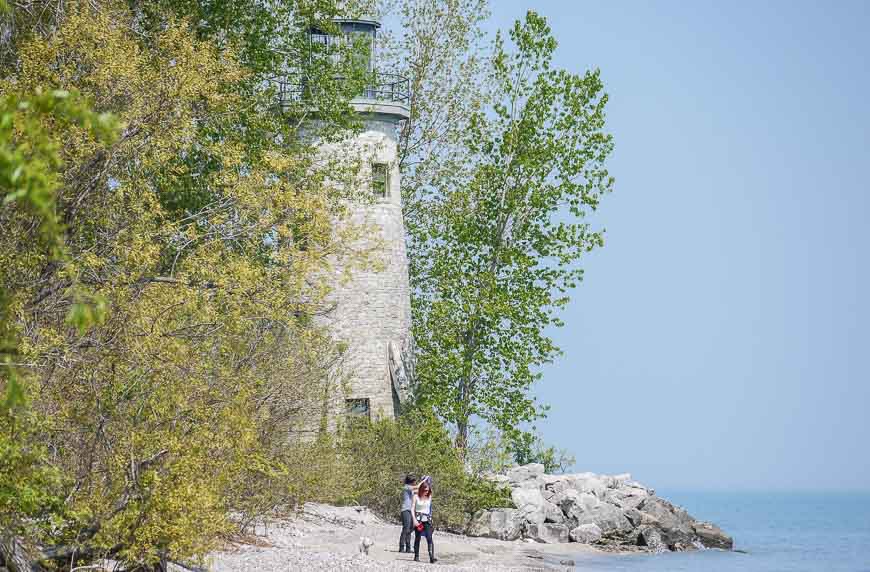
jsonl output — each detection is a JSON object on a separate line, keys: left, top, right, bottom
{"left": 414, "top": 521, "right": 435, "bottom": 562}
{"left": 399, "top": 510, "right": 413, "bottom": 552}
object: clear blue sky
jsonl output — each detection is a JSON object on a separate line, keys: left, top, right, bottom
{"left": 483, "top": 1, "right": 870, "bottom": 491}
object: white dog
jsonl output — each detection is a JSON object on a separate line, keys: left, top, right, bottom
{"left": 358, "top": 536, "right": 375, "bottom": 556}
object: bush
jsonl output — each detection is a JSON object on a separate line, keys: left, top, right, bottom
{"left": 509, "top": 431, "right": 576, "bottom": 474}
{"left": 314, "top": 411, "right": 512, "bottom": 532}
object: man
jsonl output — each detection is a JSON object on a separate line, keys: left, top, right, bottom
{"left": 399, "top": 474, "right": 417, "bottom": 553}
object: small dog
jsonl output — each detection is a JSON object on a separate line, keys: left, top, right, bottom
{"left": 358, "top": 536, "right": 374, "bottom": 555}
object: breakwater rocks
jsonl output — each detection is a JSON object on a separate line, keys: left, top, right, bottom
{"left": 468, "top": 463, "right": 733, "bottom": 552}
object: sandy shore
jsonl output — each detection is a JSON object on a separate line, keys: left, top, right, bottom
{"left": 208, "top": 504, "right": 601, "bottom": 571}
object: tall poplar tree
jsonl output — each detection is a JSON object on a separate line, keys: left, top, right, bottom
{"left": 411, "top": 11, "right": 614, "bottom": 450}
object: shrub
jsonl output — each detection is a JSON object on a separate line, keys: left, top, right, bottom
{"left": 509, "top": 431, "right": 576, "bottom": 474}
{"left": 329, "top": 410, "right": 512, "bottom": 532}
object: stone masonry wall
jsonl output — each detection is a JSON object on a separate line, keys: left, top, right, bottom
{"left": 318, "top": 128, "right": 412, "bottom": 422}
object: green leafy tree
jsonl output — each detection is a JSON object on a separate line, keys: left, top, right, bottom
{"left": 378, "top": 0, "right": 490, "bottom": 220}
{"left": 0, "top": 87, "right": 118, "bottom": 571}
{"left": 0, "top": 0, "right": 375, "bottom": 569}
{"left": 411, "top": 11, "right": 614, "bottom": 451}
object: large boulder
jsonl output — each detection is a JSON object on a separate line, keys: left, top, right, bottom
{"left": 526, "top": 522, "right": 569, "bottom": 544}
{"left": 636, "top": 525, "right": 667, "bottom": 553}
{"left": 569, "top": 523, "right": 603, "bottom": 544}
{"left": 512, "top": 486, "right": 546, "bottom": 517}
{"left": 541, "top": 475, "right": 571, "bottom": 501}
{"left": 627, "top": 497, "right": 698, "bottom": 550}
{"left": 560, "top": 490, "right": 632, "bottom": 535}
{"left": 694, "top": 521, "right": 734, "bottom": 550}
{"left": 558, "top": 489, "right": 595, "bottom": 517}
{"left": 564, "top": 474, "right": 608, "bottom": 498}
{"left": 507, "top": 463, "right": 545, "bottom": 486}
{"left": 637, "top": 497, "right": 694, "bottom": 534}
{"left": 543, "top": 501, "right": 565, "bottom": 524}
{"left": 605, "top": 484, "right": 651, "bottom": 510}
{"left": 467, "top": 508, "right": 525, "bottom": 541}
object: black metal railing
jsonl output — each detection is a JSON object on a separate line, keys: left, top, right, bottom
{"left": 273, "top": 72, "right": 410, "bottom": 110}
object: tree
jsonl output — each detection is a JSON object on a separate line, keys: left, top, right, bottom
{"left": 378, "top": 0, "right": 490, "bottom": 220}
{"left": 0, "top": 87, "right": 118, "bottom": 572}
{"left": 0, "top": 0, "right": 372, "bottom": 568}
{"left": 411, "top": 11, "right": 614, "bottom": 450}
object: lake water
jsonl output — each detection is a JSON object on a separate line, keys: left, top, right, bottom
{"left": 571, "top": 491, "right": 870, "bottom": 572}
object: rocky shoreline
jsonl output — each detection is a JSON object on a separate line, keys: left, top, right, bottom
{"left": 469, "top": 463, "right": 733, "bottom": 553}
{"left": 210, "top": 503, "right": 594, "bottom": 571}
{"left": 208, "top": 465, "right": 732, "bottom": 571}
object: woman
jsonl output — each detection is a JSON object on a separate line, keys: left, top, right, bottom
{"left": 411, "top": 476, "right": 436, "bottom": 563}
{"left": 398, "top": 474, "right": 417, "bottom": 553}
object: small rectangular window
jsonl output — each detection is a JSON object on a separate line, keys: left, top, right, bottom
{"left": 346, "top": 398, "right": 371, "bottom": 420}
{"left": 372, "top": 163, "right": 388, "bottom": 199}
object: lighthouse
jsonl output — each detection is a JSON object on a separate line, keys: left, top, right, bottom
{"left": 279, "top": 18, "right": 413, "bottom": 425}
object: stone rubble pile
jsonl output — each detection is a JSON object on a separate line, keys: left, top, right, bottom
{"left": 468, "top": 463, "right": 733, "bottom": 552}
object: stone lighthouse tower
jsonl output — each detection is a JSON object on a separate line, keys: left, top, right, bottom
{"left": 282, "top": 18, "right": 413, "bottom": 423}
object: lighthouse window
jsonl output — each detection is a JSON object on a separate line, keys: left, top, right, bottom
{"left": 346, "top": 398, "right": 371, "bottom": 420}
{"left": 372, "top": 163, "right": 389, "bottom": 199}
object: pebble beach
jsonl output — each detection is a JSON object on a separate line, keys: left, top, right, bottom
{"left": 208, "top": 504, "right": 591, "bottom": 572}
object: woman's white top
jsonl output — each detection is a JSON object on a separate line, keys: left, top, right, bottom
{"left": 414, "top": 495, "right": 432, "bottom": 521}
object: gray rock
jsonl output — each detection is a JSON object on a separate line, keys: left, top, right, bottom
{"left": 511, "top": 486, "right": 547, "bottom": 523}
{"left": 557, "top": 489, "right": 592, "bottom": 516}
{"left": 627, "top": 497, "right": 700, "bottom": 550}
{"left": 582, "top": 503, "right": 632, "bottom": 535}
{"left": 485, "top": 467, "right": 732, "bottom": 554}
{"left": 561, "top": 491, "right": 632, "bottom": 534}
{"left": 301, "top": 503, "right": 382, "bottom": 527}
{"left": 694, "top": 521, "right": 734, "bottom": 550}
{"left": 569, "top": 523, "right": 603, "bottom": 544}
{"left": 541, "top": 475, "right": 570, "bottom": 501}
{"left": 560, "top": 491, "right": 632, "bottom": 534}
{"left": 525, "top": 522, "right": 569, "bottom": 544}
{"left": 467, "top": 508, "right": 525, "bottom": 541}
{"left": 637, "top": 497, "right": 694, "bottom": 536}
{"left": 636, "top": 525, "right": 667, "bottom": 553}
{"left": 566, "top": 475, "right": 608, "bottom": 498}
{"left": 609, "top": 473, "right": 633, "bottom": 487}
{"left": 542, "top": 500, "right": 565, "bottom": 524}
{"left": 512, "top": 486, "right": 565, "bottom": 525}
{"left": 507, "top": 463, "right": 545, "bottom": 485}
{"left": 605, "top": 485, "right": 650, "bottom": 510}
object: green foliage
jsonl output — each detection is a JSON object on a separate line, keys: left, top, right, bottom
{"left": 324, "top": 411, "right": 512, "bottom": 531}
{"left": 0, "top": 385, "right": 65, "bottom": 540}
{"left": 0, "top": 88, "right": 119, "bottom": 549}
{"left": 509, "top": 431, "right": 576, "bottom": 474}
{"left": 410, "top": 10, "right": 614, "bottom": 450}
{"left": 0, "top": 89, "right": 116, "bottom": 248}
{"left": 0, "top": 0, "right": 370, "bottom": 568}
{"left": 382, "top": 0, "right": 490, "bottom": 218}
{"left": 0, "top": 3, "right": 607, "bottom": 570}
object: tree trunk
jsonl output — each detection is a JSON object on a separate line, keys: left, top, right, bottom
{"left": 455, "top": 419, "right": 468, "bottom": 453}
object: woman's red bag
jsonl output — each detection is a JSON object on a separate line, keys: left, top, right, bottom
{"left": 415, "top": 523, "right": 424, "bottom": 532}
